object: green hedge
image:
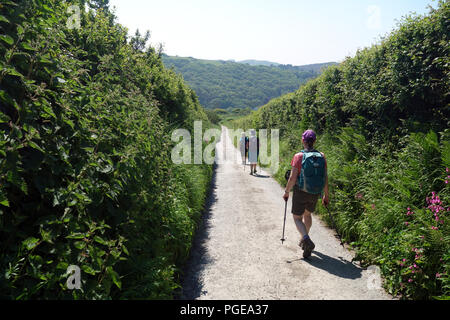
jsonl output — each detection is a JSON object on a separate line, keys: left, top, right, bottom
{"left": 0, "top": 0, "right": 212, "bottom": 299}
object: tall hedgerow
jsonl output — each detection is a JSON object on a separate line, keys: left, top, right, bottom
{"left": 0, "top": 0, "right": 212, "bottom": 299}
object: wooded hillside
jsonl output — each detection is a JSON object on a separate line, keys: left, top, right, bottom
{"left": 162, "top": 54, "right": 336, "bottom": 110}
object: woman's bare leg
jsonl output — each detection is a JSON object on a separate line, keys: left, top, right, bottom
{"left": 293, "top": 214, "right": 308, "bottom": 238}
{"left": 303, "top": 210, "right": 312, "bottom": 234}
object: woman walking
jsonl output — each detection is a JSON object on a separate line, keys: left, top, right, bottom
{"left": 239, "top": 132, "right": 247, "bottom": 165}
{"left": 283, "top": 130, "right": 329, "bottom": 258}
{"left": 248, "top": 129, "right": 259, "bottom": 175}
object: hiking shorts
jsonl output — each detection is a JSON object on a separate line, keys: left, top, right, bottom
{"left": 292, "top": 186, "right": 319, "bottom": 216}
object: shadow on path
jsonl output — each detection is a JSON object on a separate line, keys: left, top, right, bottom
{"left": 253, "top": 174, "right": 271, "bottom": 179}
{"left": 287, "top": 251, "right": 363, "bottom": 280}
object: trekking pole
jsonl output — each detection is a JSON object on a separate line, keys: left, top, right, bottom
{"left": 325, "top": 205, "right": 344, "bottom": 248}
{"left": 281, "top": 199, "right": 288, "bottom": 244}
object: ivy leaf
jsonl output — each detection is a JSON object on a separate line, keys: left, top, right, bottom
{"left": 42, "top": 104, "right": 56, "bottom": 119}
{"left": 94, "top": 236, "right": 107, "bottom": 245}
{"left": 38, "top": 55, "right": 53, "bottom": 64}
{"left": 22, "top": 237, "right": 39, "bottom": 251}
{"left": 16, "top": 25, "right": 24, "bottom": 35}
{"left": 121, "top": 244, "right": 129, "bottom": 256}
{"left": 0, "top": 191, "right": 9, "bottom": 207}
{"left": 66, "top": 233, "right": 86, "bottom": 240}
{"left": 81, "top": 265, "right": 98, "bottom": 276}
{"left": 0, "top": 34, "right": 14, "bottom": 46}
{"left": 56, "top": 262, "right": 69, "bottom": 270}
{"left": 0, "top": 15, "right": 10, "bottom": 24}
{"left": 2, "top": 1, "right": 18, "bottom": 7}
{"left": 74, "top": 241, "right": 86, "bottom": 250}
{"left": 28, "top": 140, "right": 45, "bottom": 153}
{"left": 40, "top": 228, "right": 54, "bottom": 244}
{"left": 21, "top": 42, "right": 35, "bottom": 51}
{"left": 107, "top": 266, "right": 121, "bottom": 289}
{"left": 3, "top": 67, "right": 24, "bottom": 79}
{"left": 0, "top": 90, "right": 15, "bottom": 106}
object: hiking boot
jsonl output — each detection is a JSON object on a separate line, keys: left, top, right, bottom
{"left": 302, "top": 237, "right": 315, "bottom": 258}
{"left": 299, "top": 239, "right": 305, "bottom": 249}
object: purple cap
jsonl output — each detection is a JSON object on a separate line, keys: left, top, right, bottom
{"left": 302, "top": 130, "right": 316, "bottom": 142}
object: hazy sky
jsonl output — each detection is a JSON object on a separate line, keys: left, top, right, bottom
{"left": 108, "top": 0, "right": 436, "bottom": 65}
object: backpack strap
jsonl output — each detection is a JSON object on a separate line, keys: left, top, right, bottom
{"left": 302, "top": 149, "right": 319, "bottom": 153}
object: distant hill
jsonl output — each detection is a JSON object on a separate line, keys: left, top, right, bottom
{"left": 162, "top": 54, "right": 337, "bottom": 109}
{"left": 238, "top": 59, "right": 281, "bottom": 66}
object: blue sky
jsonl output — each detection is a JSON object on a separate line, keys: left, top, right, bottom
{"left": 108, "top": 0, "right": 437, "bottom": 65}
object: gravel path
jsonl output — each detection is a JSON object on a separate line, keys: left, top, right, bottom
{"left": 179, "top": 126, "right": 392, "bottom": 300}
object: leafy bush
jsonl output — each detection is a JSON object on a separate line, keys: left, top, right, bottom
{"left": 0, "top": 0, "right": 212, "bottom": 299}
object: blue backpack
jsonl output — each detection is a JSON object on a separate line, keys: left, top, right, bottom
{"left": 297, "top": 150, "right": 326, "bottom": 195}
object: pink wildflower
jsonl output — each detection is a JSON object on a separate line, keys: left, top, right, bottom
{"left": 436, "top": 273, "right": 441, "bottom": 278}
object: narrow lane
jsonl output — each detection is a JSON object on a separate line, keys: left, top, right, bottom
{"left": 180, "top": 126, "right": 392, "bottom": 300}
